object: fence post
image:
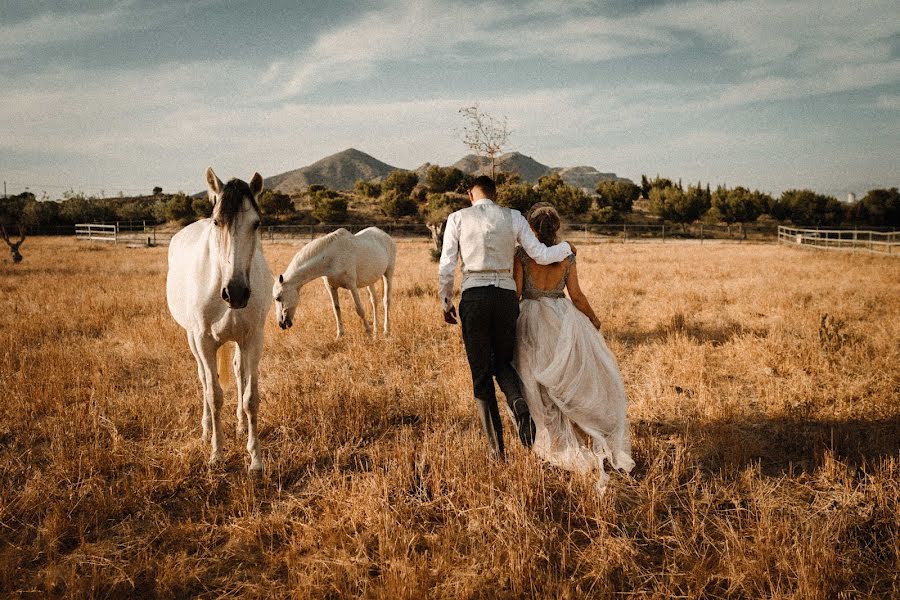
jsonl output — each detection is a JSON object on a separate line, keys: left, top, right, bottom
{"left": 623, "top": 223, "right": 627, "bottom": 243}
{"left": 700, "top": 223, "right": 704, "bottom": 244}
{"left": 662, "top": 224, "right": 666, "bottom": 242}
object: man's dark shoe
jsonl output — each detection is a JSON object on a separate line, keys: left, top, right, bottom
{"left": 515, "top": 413, "right": 536, "bottom": 448}
{"left": 508, "top": 396, "right": 535, "bottom": 448}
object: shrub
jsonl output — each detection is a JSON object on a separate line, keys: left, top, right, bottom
{"left": 258, "top": 190, "right": 294, "bottom": 216}
{"left": 536, "top": 174, "right": 591, "bottom": 217}
{"left": 354, "top": 180, "right": 381, "bottom": 198}
{"left": 381, "top": 170, "right": 419, "bottom": 197}
{"left": 381, "top": 191, "right": 419, "bottom": 218}
{"left": 425, "top": 166, "right": 468, "bottom": 193}
{"left": 192, "top": 197, "right": 213, "bottom": 219}
{"left": 311, "top": 190, "right": 347, "bottom": 223}
{"left": 596, "top": 180, "right": 640, "bottom": 213}
{"left": 498, "top": 182, "right": 540, "bottom": 214}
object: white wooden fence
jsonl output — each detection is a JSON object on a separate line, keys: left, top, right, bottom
{"left": 777, "top": 226, "right": 899, "bottom": 256}
{"left": 75, "top": 223, "right": 118, "bottom": 243}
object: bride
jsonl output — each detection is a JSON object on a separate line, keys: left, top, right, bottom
{"left": 513, "top": 203, "right": 634, "bottom": 491}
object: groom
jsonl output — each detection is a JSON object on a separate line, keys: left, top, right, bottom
{"left": 438, "top": 175, "right": 573, "bottom": 458}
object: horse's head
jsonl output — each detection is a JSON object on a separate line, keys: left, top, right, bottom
{"left": 206, "top": 167, "right": 263, "bottom": 310}
{"left": 272, "top": 274, "right": 297, "bottom": 329}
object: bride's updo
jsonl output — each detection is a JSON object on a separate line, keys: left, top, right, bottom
{"left": 527, "top": 202, "right": 561, "bottom": 246}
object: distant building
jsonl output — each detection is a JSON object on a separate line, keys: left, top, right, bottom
{"left": 847, "top": 192, "right": 857, "bottom": 204}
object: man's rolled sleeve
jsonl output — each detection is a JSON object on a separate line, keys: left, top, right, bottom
{"left": 437, "top": 212, "right": 461, "bottom": 311}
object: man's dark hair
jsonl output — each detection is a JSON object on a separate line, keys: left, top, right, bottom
{"left": 469, "top": 175, "right": 496, "bottom": 199}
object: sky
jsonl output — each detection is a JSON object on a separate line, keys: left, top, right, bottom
{"left": 1, "top": 0, "right": 898, "bottom": 199}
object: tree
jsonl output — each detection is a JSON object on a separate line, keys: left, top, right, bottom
{"left": 497, "top": 182, "right": 540, "bottom": 214}
{"left": 425, "top": 165, "right": 468, "bottom": 194}
{"left": 153, "top": 186, "right": 163, "bottom": 196}
{"left": 710, "top": 186, "right": 767, "bottom": 236}
{"left": 459, "top": 103, "right": 510, "bottom": 180}
{"left": 640, "top": 174, "right": 651, "bottom": 199}
{"left": 535, "top": 173, "right": 591, "bottom": 217}
{"left": 849, "top": 188, "right": 899, "bottom": 226}
{"left": 258, "top": 190, "right": 294, "bottom": 216}
{"left": 192, "top": 196, "right": 213, "bottom": 219}
{"left": 354, "top": 179, "right": 381, "bottom": 198}
{"left": 423, "top": 193, "right": 468, "bottom": 261}
{"left": 310, "top": 189, "right": 347, "bottom": 223}
{"left": 596, "top": 180, "right": 640, "bottom": 213}
{"left": 381, "top": 170, "right": 419, "bottom": 198}
{"left": 381, "top": 190, "right": 419, "bottom": 218}
{"left": 776, "top": 189, "right": 843, "bottom": 226}
{"left": 164, "top": 193, "right": 196, "bottom": 225}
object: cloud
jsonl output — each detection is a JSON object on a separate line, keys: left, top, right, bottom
{"left": 272, "top": 0, "right": 681, "bottom": 98}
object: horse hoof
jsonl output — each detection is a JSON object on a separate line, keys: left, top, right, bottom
{"left": 208, "top": 452, "right": 224, "bottom": 466}
{"left": 236, "top": 423, "right": 247, "bottom": 436}
{"left": 249, "top": 460, "right": 263, "bottom": 473}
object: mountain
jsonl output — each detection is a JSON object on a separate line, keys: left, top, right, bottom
{"left": 265, "top": 148, "right": 398, "bottom": 193}
{"left": 452, "top": 152, "right": 552, "bottom": 183}
{"left": 553, "top": 166, "right": 631, "bottom": 192}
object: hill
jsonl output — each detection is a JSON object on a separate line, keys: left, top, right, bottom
{"left": 266, "top": 148, "right": 398, "bottom": 194}
{"left": 452, "top": 152, "right": 552, "bottom": 183}
{"left": 552, "top": 166, "right": 631, "bottom": 192}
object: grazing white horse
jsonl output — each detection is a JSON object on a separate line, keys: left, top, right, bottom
{"left": 166, "top": 167, "right": 273, "bottom": 471}
{"left": 272, "top": 227, "right": 396, "bottom": 338}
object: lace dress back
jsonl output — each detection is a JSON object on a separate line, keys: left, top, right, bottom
{"left": 518, "top": 248, "right": 574, "bottom": 300}
{"left": 513, "top": 246, "right": 633, "bottom": 493}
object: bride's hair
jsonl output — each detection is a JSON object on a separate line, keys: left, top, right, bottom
{"left": 527, "top": 202, "right": 560, "bottom": 246}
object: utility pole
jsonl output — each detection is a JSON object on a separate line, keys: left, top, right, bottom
{"left": 3, "top": 181, "right": 6, "bottom": 198}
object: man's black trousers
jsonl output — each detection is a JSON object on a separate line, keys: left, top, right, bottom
{"left": 458, "top": 286, "right": 524, "bottom": 405}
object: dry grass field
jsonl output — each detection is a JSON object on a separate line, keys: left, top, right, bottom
{"left": 1, "top": 237, "right": 898, "bottom": 599}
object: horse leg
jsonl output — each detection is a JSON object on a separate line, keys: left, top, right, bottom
{"left": 367, "top": 285, "right": 378, "bottom": 334}
{"left": 187, "top": 332, "right": 210, "bottom": 442}
{"left": 382, "top": 270, "right": 393, "bottom": 337}
{"left": 239, "top": 335, "right": 264, "bottom": 472}
{"left": 195, "top": 335, "right": 225, "bottom": 465}
{"left": 325, "top": 280, "right": 344, "bottom": 338}
{"left": 233, "top": 345, "right": 247, "bottom": 435}
{"left": 349, "top": 285, "right": 372, "bottom": 336}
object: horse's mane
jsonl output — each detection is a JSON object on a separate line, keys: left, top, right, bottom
{"left": 215, "top": 179, "right": 259, "bottom": 227}
{"left": 294, "top": 229, "right": 348, "bottom": 264}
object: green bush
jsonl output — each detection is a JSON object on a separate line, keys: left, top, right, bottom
{"left": 311, "top": 190, "right": 348, "bottom": 223}
{"left": 498, "top": 182, "right": 540, "bottom": 214}
{"left": 425, "top": 166, "right": 468, "bottom": 194}
{"left": 596, "top": 180, "right": 640, "bottom": 213}
{"left": 258, "top": 190, "right": 294, "bottom": 216}
{"left": 192, "top": 197, "right": 213, "bottom": 219}
{"left": 354, "top": 180, "right": 381, "bottom": 198}
{"left": 536, "top": 173, "right": 591, "bottom": 217}
{"left": 381, "top": 170, "right": 419, "bottom": 197}
{"left": 381, "top": 190, "right": 419, "bottom": 218}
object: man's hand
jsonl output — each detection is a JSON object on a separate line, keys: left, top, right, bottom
{"left": 443, "top": 305, "right": 458, "bottom": 325}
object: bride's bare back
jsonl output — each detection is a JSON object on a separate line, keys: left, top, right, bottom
{"left": 514, "top": 247, "right": 602, "bottom": 329}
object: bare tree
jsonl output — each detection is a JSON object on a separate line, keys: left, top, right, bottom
{"left": 458, "top": 104, "right": 510, "bottom": 180}
{"left": 0, "top": 224, "right": 25, "bottom": 264}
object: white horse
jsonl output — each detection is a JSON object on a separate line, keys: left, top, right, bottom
{"left": 166, "top": 167, "right": 273, "bottom": 471}
{"left": 272, "top": 227, "right": 396, "bottom": 338}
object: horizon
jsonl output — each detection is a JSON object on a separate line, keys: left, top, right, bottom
{"left": 2, "top": 1, "right": 898, "bottom": 200}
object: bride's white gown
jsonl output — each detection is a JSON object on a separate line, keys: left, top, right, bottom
{"left": 513, "top": 250, "right": 634, "bottom": 491}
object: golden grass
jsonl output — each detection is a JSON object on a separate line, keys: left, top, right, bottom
{"left": 1, "top": 237, "right": 898, "bottom": 599}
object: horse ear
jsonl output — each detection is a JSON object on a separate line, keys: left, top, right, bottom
{"left": 278, "top": 274, "right": 284, "bottom": 284}
{"left": 249, "top": 172, "right": 264, "bottom": 198}
{"left": 206, "top": 167, "right": 223, "bottom": 205}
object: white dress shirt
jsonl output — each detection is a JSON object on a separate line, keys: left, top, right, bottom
{"left": 438, "top": 199, "right": 572, "bottom": 310}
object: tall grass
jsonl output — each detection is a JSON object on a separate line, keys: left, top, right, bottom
{"left": 0, "top": 238, "right": 897, "bottom": 598}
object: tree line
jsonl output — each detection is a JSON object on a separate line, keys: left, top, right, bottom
{"left": 1, "top": 172, "right": 897, "bottom": 234}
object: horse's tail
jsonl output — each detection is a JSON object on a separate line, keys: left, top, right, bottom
{"left": 217, "top": 342, "right": 235, "bottom": 390}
